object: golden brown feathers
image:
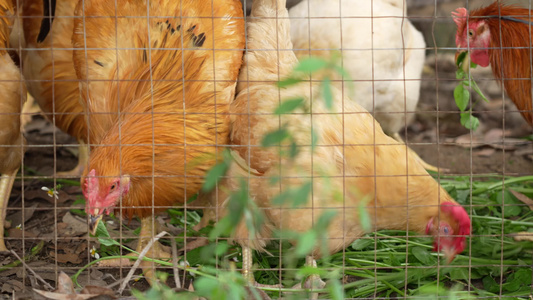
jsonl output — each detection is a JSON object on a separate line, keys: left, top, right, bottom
{"left": 75, "top": 0, "right": 245, "bottom": 219}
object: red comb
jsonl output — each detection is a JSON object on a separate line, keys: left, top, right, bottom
{"left": 452, "top": 7, "right": 468, "bottom": 27}
{"left": 441, "top": 202, "right": 471, "bottom": 235}
{"left": 83, "top": 169, "right": 99, "bottom": 200}
{"left": 441, "top": 202, "right": 471, "bottom": 253}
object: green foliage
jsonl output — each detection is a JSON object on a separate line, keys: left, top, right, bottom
{"left": 202, "top": 149, "right": 232, "bottom": 192}
{"left": 274, "top": 97, "right": 305, "bottom": 115}
{"left": 454, "top": 52, "right": 489, "bottom": 131}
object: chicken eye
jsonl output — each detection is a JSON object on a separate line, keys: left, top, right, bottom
{"left": 468, "top": 29, "right": 474, "bottom": 37}
{"left": 443, "top": 226, "right": 450, "bottom": 234}
{"left": 110, "top": 183, "right": 117, "bottom": 191}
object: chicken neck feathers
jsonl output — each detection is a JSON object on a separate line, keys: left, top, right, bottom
{"left": 470, "top": 2, "right": 533, "bottom": 126}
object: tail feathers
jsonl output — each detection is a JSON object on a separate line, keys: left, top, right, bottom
{"left": 252, "top": 0, "right": 287, "bottom": 16}
{"left": 0, "top": 0, "right": 14, "bottom": 52}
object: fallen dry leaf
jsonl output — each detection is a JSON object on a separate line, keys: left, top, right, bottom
{"left": 1, "top": 279, "right": 25, "bottom": 293}
{"left": 475, "top": 148, "right": 496, "bottom": 157}
{"left": 513, "top": 232, "right": 533, "bottom": 242}
{"left": 510, "top": 189, "right": 533, "bottom": 211}
{"left": 6, "top": 203, "right": 40, "bottom": 229}
{"left": 75, "top": 269, "right": 108, "bottom": 288}
{"left": 49, "top": 251, "right": 82, "bottom": 265}
{"left": 58, "top": 212, "right": 88, "bottom": 237}
{"left": 7, "top": 228, "right": 39, "bottom": 240}
{"left": 452, "top": 130, "right": 529, "bottom": 150}
{"left": 23, "top": 189, "right": 75, "bottom": 204}
{"left": 33, "top": 271, "right": 116, "bottom": 300}
{"left": 79, "top": 286, "right": 115, "bottom": 297}
{"left": 450, "top": 134, "right": 483, "bottom": 149}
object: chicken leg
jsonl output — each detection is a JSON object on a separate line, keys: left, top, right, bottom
{"left": 392, "top": 133, "right": 448, "bottom": 173}
{"left": 56, "top": 142, "right": 88, "bottom": 178}
{"left": 292, "top": 256, "right": 326, "bottom": 300}
{"left": 98, "top": 216, "right": 171, "bottom": 284}
{"left": 0, "top": 169, "right": 18, "bottom": 252}
{"left": 242, "top": 246, "right": 282, "bottom": 289}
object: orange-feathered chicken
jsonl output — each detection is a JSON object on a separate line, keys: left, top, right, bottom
{"left": 0, "top": 0, "right": 27, "bottom": 252}
{"left": 453, "top": 2, "right": 533, "bottom": 126}
{"left": 17, "top": 0, "right": 88, "bottom": 176}
{"left": 199, "top": 0, "right": 471, "bottom": 287}
{"left": 73, "top": 0, "right": 245, "bottom": 278}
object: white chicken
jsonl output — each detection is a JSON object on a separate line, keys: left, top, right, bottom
{"left": 289, "top": 0, "right": 437, "bottom": 170}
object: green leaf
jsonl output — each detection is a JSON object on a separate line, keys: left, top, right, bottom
{"left": 357, "top": 197, "right": 372, "bottom": 232}
{"left": 202, "top": 160, "right": 230, "bottom": 192}
{"left": 460, "top": 113, "right": 480, "bottom": 131}
{"left": 294, "top": 57, "right": 329, "bottom": 73}
{"left": 471, "top": 79, "right": 489, "bottom": 102}
{"left": 277, "top": 77, "right": 302, "bottom": 88}
{"left": 482, "top": 276, "right": 500, "bottom": 293}
{"left": 456, "top": 51, "right": 467, "bottom": 67}
{"left": 448, "top": 267, "right": 470, "bottom": 280}
{"left": 321, "top": 76, "right": 333, "bottom": 110}
{"left": 288, "top": 140, "right": 299, "bottom": 158}
{"left": 454, "top": 84, "right": 470, "bottom": 111}
{"left": 411, "top": 247, "right": 435, "bottom": 265}
{"left": 295, "top": 230, "right": 317, "bottom": 257}
{"left": 275, "top": 97, "right": 305, "bottom": 115}
{"left": 194, "top": 277, "right": 219, "bottom": 297}
{"left": 272, "top": 181, "right": 312, "bottom": 208}
{"left": 315, "top": 210, "right": 337, "bottom": 231}
{"left": 456, "top": 69, "right": 466, "bottom": 80}
{"left": 95, "top": 222, "right": 120, "bottom": 247}
{"left": 351, "top": 238, "right": 372, "bottom": 251}
{"left": 328, "top": 278, "right": 345, "bottom": 300}
{"left": 261, "top": 127, "right": 290, "bottom": 147}
{"left": 291, "top": 181, "right": 313, "bottom": 208}
{"left": 311, "top": 128, "right": 319, "bottom": 151}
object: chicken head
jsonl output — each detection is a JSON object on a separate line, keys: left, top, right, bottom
{"left": 425, "top": 202, "right": 471, "bottom": 263}
{"left": 453, "top": 7, "right": 491, "bottom": 67}
{"left": 83, "top": 169, "right": 130, "bottom": 234}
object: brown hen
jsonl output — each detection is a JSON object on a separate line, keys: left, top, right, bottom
{"left": 72, "top": 0, "right": 245, "bottom": 281}
{"left": 199, "top": 0, "right": 471, "bottom": 290}
{"left": 17, "top": 0, "right": 88, "bottom": 176}
{"left": 0, "top": 0, "right": 26, "bottom": 252}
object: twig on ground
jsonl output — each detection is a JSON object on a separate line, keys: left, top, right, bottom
{"left": 118, "top": 231, "right": 168, "bottom": 294}
{"left": 171, "top": 238, "right": 181, "bottom": 289}
{"left": 10, "top": 247, "right": 54, "bottom": 291}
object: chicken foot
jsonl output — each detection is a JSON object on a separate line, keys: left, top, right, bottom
{"left": 242, "top": 246, "right": 283, "bottom": 289}
{"left": 56, "top": 142, "right": 88, "bottom": 178}
{"left": 392, "top": 133, "right": 448, "bottom": 173}
{"left": 290, "top": 256, "right": 326, "bottom": 300}
{"left": 0, "top": 169, "right": 18, "bottom": 252}
{"left": 241, "top": 246, "right": 325, "bottom": 298}
{"left": 98, "top": 216, "right": 171, "bottom": 285}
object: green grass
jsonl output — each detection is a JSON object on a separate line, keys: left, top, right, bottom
{"left": 104, "top": 174, "right": 531, "bottom": 299}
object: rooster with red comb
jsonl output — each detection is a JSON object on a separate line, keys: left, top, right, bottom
{"left": 453, "top": 1, "right": 533, "bottom": 126}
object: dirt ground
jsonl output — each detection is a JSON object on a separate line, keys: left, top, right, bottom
{"left": 1, "top": 0, "right": 533, "bottom": 298}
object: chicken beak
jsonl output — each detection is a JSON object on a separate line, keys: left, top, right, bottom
{"left": 89, "top": 214, "right": 103, "bottom": 235}
{"left": 443, "top": 246, "right": 456, "bottom": 264}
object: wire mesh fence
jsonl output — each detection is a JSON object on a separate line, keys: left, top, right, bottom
{"left": 0, "top": 0, "right": 532, "bottom": 299}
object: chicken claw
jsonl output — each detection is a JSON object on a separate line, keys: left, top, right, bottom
{"left": 97, "top": 217, "right": 171, "bottom": 285}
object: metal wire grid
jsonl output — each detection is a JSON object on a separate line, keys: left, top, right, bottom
{"left": 0, "top": 0, "right": 531, "bottom": 298}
